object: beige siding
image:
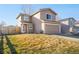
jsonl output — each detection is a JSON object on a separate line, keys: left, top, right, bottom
{"left": 40, "top": 10, "right": 56, "bottom": 21}
{"left": 61, "top": 20, "right": 69, "bottom": 25}
{"left": 17, "top": 16, "right": 22, "bottom": 27}
{"left": 32, "top": 12, "right": 43, "bottom": 33}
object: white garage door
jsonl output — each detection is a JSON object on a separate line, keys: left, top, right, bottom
{"left": 45, "top": 24, "right": 60, "bottom": 34}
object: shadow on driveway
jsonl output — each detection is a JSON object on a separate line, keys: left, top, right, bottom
{"left": 5, "top": 35, "right": 17, "bottom": 54}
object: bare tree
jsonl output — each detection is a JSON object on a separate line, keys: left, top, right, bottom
{"left": 0, "top": 21, "right": 6, "bottom": 34}
{"left": 0, "top": 21, "right": 6, "bottom": 26}
{"left": 21, "top": 4, "right": 33, "bottom": 15}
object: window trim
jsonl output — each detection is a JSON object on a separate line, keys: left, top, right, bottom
{"left": 24, "top": 16, "right": 29, "bottom": 21}
{"left": 46, "top": 13, "right": 52, "bottom": 21}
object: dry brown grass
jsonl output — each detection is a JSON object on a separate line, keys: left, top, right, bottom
{"left": 6, "top": 34, "right": 79, "bottom": 54}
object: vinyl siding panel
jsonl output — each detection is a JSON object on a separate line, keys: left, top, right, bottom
{"left": 32, "top": 12, "right": 42, "bottom": 33}
{"left": 40, "top": 10, "right": 56, "bottom": 21}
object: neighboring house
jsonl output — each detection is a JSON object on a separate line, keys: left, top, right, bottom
{"left": 0, "top": 25, "right": 2, "bottom": 35}
{"left": 16, "top": 8, "right": 61, "bottom": 34}
{"left": 7, "top": 25, "right": 16, "bottom": 34}
{"left": 60, "top": 17, "right": 76, "bottom": 34}
{"left": 72, "top": 21, "right": 79, "bottom": 34}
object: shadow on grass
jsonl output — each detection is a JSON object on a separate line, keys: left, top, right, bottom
{"left": 5, "top": 35, "right": 17, "bottom": 54}
{"left": 0, "top": 35, "right": 4, "bottom": 54}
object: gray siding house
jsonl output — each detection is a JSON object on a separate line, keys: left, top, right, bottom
{"left": 60, "top": 17, "right": 76, "bottom": 34}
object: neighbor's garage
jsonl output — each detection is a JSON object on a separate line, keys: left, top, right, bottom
{"left": 44, "top": 23, "right": 61, "bottom": 34}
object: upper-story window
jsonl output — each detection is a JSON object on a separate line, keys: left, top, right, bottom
{"left": 46, "top": 14, "right": 55, "bottom": 21}
{"left": 46, "top": 14, "right": 52, "bottom": 19}
{"left": 24, "top": 16, "right": 29, "bottom": 21}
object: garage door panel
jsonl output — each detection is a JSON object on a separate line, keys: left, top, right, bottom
{"left": 45, "top": 24, "right": 59, "bottom": 34}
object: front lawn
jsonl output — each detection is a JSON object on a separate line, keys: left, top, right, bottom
{"left": 2, "top": 34, "right": 79, "bottom": 54}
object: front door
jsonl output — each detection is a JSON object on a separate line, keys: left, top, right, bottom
{"left": 23, "top": 24, "right": 27, "bottom": 33}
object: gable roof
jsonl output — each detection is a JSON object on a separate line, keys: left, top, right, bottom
{"left": 31, "top": 8, "right": 57, "bottom": 16}
{"left": 16, "top": 8, "right": 57, "bottom": 19}
{"left": 60, "top": 17, "right": 76, "bottom": 21}
{"left": 16, "top": 13, "right": 30, "bottom": 19}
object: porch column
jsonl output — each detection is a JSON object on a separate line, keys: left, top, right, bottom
{"left": 27, "top": 24, "right": 29, "bottom": 33}
{"left": 21, "top": 24, "right": 24, "bottom": 33}
{"left": 42, "top": 23, "right": 45, "bottom": 33}
{"left": 59, "top": 24, "right": 61, "bottom": 34}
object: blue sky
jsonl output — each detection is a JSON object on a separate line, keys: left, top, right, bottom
{"left": 0, "top": 4, "right": 79, "bottom": 25}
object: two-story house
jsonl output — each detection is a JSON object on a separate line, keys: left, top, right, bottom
{"left": 16, "top": 8, "right": 61, "bottom": 34}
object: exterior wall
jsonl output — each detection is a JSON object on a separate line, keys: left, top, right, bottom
{"left": 61, "top": 20, "right": 69, "bottom": 34}
{"left": 40, "top": 10, "right": 56, "bottom": 21}
{"left": 21, "top": 23, "right": 33, "bottom": 33}
{"left": 17, "top": 16, "right": 22, "bottom": 27}
{"left": 16, "top": 16, "right": 22, "bottom": 33}
{"left": 61, "top": 20, "right": 69, "bottom": 25}
{"left": 17, "top": 16, "right": 23, "bottom": 33}
{"left": 61, "top": 24, "right": 70, "bottom": 34}
{"left": 32, "top": 12, "right": 43, "bottom": 33}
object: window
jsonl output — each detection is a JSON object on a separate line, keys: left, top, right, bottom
{"left": 46, "top": 14, "right": 52, "bottom": 19}
{"left": 24, "top": 16, "right": 29, "bottom": 21}
{"left": 28, "top": 24, "right": 33, "bottom": 29}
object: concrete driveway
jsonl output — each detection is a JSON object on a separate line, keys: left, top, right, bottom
{"left": 51, "top": 35, "right": 79, "bottom": 41}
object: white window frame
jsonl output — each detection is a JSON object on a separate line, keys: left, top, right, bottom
{"left": 24, "top": 16, "right": 29, "bottom": 21}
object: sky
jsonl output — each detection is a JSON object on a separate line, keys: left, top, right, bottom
{"left": 0, "top": 4, "right": 79, "bottom": 25}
